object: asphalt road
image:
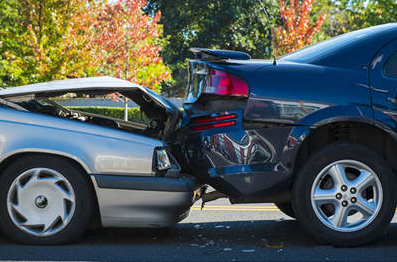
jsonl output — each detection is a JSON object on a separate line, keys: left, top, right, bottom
{"left": 2, "top": 198, "right": 397, "bottom": 262}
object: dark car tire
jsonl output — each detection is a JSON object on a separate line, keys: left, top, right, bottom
{"left": 274, "top": 202, "right": 295, "bottom": 218}
{"left": 0, "top": 155, "right": 94, "bottom": 245}
{"left": 292, "top": 143, "right": 396, "bottom": 246}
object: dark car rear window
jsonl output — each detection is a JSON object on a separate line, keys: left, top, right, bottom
{"left": 185, "top": 61, "right": 208, "bottom": 103}
{"left": 280, "top": 27, "right": 381, "bottom": 64}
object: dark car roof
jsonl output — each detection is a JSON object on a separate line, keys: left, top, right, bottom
{"left": 280, "top": 23, "right": 397, "bottom": 69}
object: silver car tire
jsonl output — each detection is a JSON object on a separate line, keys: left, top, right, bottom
{"left": 292, "top": 143, "right": 396, "bottom": 246}
{"left": 0, "top": 155, "right": 94, "bottom": 245}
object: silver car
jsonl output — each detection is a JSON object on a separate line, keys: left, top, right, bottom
{"left": 0, "top": 76, "right": 201, "bottom": 244}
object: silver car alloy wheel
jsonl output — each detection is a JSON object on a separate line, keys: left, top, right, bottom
{"left": 310, "top": 160, "right": 383, "bottom": 232}
{"left": 6, "top": 168, "right": 76, "bottom": 237}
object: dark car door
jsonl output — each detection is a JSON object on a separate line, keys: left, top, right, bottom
{"left": 370, "top": 38, "right": 397, "bottom": 129}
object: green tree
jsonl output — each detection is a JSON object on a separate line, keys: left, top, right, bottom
{"left": 347, "top": 0, "right": 397, "bottom": 30}
{"left": 0, "top": 0, "right": 94, "bottom": 87}
{"left": 0, "top": 0, "right": 171, "bottom": 93}
{"left": 0, "top": 0, "right": 33, "bottom": 87}
{"left": 145, "top": 0, "right": 279, "bottom": 96}
{"left": 313, "top": 0, "right": 397, "bottom": 41}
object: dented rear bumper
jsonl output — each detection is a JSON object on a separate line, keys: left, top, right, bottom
{"left": 182, "top": 109, "right": 294, "bottom": 202}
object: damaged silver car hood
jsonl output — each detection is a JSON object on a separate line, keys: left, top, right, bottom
{"left": 0, "top": 76, "right": 181, "bottom": 138}
{"left": 0, "top": 76, "right": 175, "bottom": 111}
{"left": 0, "top": 76, "right": 141, "bottom": 96}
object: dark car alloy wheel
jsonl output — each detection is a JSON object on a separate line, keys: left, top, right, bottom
{"left": 292, "top": 143, "right": 397, "bottom": 246}
{"left": 310, "top": 159, "right": 382, "bottom": 232}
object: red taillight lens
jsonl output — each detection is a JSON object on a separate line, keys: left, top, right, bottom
{"left": 193, "top": 114, "right": 237, "bottom": 124}
{"left": 190, "top": 113, "right": 237, "bottom": 132}
{"left": 191, "top": 121, "right": 236, "bottom": 132}
{"left": 203, "top": 69, "right": 248, "bottom": 97}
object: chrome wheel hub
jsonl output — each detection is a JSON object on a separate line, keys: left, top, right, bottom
{"left": 35, "top": 195, "right": 48, "bottom": 209}
{"left": 7, "top": 168, "right": 76, "bottom": 237}
{"left": 311, "top": 160, "right": 383, "bottom": 232}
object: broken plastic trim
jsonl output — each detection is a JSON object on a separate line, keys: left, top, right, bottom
{"left": 200, "top": 189, "right": 228, "bottom": 210}
{"left": 0, "top": 97, "right": 28, "bottom": 112}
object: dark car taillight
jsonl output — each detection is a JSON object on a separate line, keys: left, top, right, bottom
{"left": 190, "top": 113, "right": 237, "bottom": 132}
{"left": 193, "top": 114, "right": 237, "bottom": 124}
{"left": 203, "top": 69, "right": 249, "bottom": 97}
{"left": 191, "top": 121, "right": 236, "bottom": 132}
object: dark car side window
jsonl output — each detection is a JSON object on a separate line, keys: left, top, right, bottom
{"left": 384, "top": 51, "right": 397, "bottom": 78}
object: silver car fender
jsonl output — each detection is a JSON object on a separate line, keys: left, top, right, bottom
{"left": 0, "top": 107, "right": 162, "bottom": 176}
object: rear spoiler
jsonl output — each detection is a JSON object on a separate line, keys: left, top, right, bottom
{"left": 190, "top": 48, "right": 251, "bottom": 61}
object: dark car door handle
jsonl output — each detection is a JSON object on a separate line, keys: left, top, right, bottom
{"left": 387, "top": 96, "right": 397, "bottom": 104}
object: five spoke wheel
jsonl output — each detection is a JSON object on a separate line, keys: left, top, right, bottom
{"left": 311, "top": 160, "right": 382, "bottom": 232}
{"left": 292, "top": 143, "right": 396, "bottom": 246}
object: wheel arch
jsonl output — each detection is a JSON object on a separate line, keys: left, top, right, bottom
{"left": 0, "top": 149, "right": 92, "bottom": 174}
{"left": 293, "top": 120, "right": 397, "bottom": 177}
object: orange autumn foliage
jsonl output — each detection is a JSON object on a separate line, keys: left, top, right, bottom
{"left": 272, "top": 0, "right": 326, "bottom": 57}
{"left": 24, "top": 0, "right": 171, "bottom": 92}
{"left": 89, "top": 0, "right": 171, "bottom": 92}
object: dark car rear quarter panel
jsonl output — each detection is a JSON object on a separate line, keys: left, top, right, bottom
{"left": 183, "top": 109, "right": 295, "bottom": 200}
{"left": 184, "top": 57, "right": 373, "bottom": 201}
{"left": 226, "top": 62, "right": 370, "bottom": 123}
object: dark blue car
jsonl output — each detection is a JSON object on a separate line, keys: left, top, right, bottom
{"left": 178, "top": 23, "right": 397, "bottom": 246}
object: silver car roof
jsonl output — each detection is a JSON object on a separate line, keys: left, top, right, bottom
{"left": 0, "top": 76, "right": 142, "bottom": 97}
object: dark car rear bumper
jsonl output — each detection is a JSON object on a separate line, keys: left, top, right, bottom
{"left": 183, "top": 109, "right": 295, "bottom": 202}
{"left": 209, "top": 163, "right": 290, "bottom": 197}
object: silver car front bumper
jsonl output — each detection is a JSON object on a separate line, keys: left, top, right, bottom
{"left": 91, "top": 175, "right": 200, "bottom": 228}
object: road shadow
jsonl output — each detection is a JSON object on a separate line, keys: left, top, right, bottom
{"left": 79, "top": 219, "right": 313, "bottom": 246}
{"left": 1, "top": 220, "right": 397, "bottom": 261}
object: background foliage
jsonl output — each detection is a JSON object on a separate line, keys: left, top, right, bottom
{"left": 1, "top": 0, "right": 396, "bottom": 96}
{"left": 272, "top": 0, "right": 326, "bottom": 57}
{"left": 313, "top": 0, "right": 397, "bottom": 40}
{"left": 87, "top": 0, "right": 172, "bottom": 93}
{"left": 0, "top": 0, "right": 88, "bottom": 87}
{"left": 145, "top": 0, "right": 280, "bottom": 96}
{"left": 67, "top": 106, "right": 149, "bottom": 123}
{"left": 0, "top": 0, "right": 171, "bottom": 93}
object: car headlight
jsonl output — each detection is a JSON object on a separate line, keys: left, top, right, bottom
{"left": 156, "top": 149, "right": 171, "bottom": 171}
